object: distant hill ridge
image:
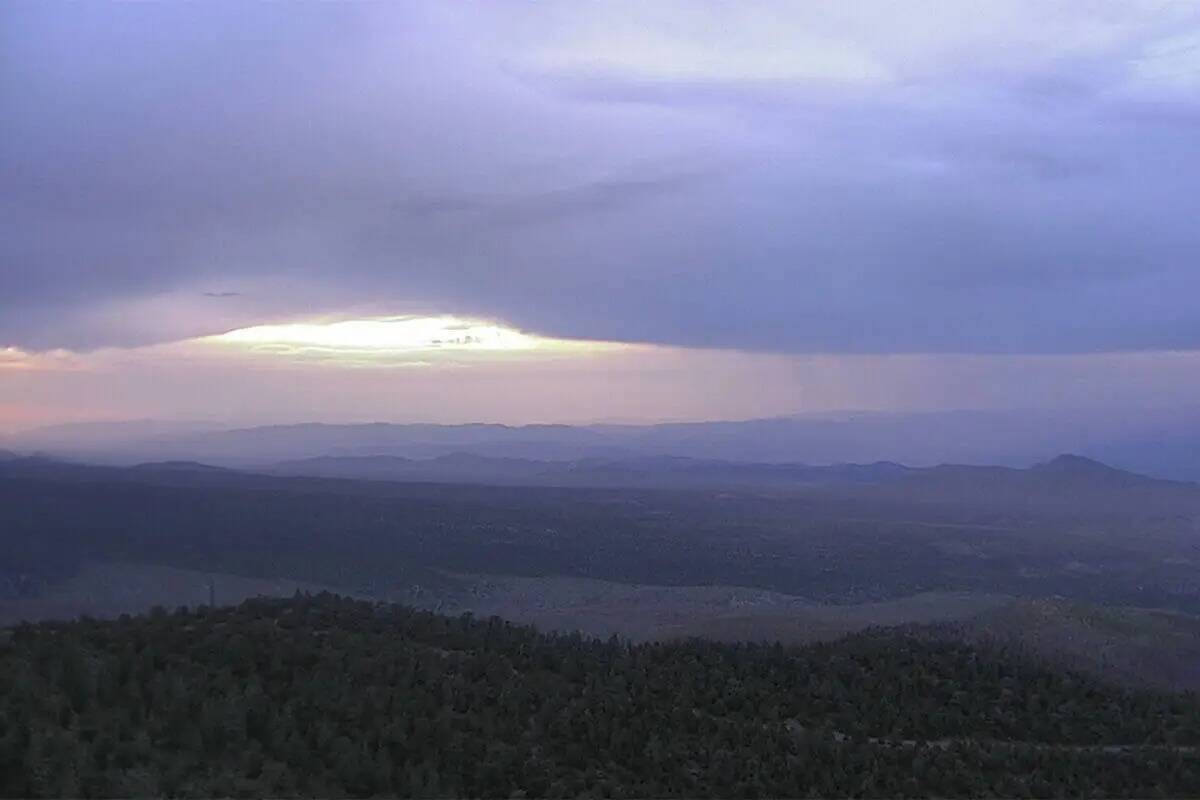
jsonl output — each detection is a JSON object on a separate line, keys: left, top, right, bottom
{"left": 5, "top": 447, "right": 1199, "bottom": 521}
{"left": 266, "top": 452, "right": 917, "bottom": 488}
{"left": 266, "top": 450, "right": 1200, "bottom": 517}
{"left": 128, "top": 460, "right": 233, "bottom": 473}
{"left": 7, "top": 448, "right": 1191, "bottom": 497}
{"left": 1034, "top": 453, "right": 1154, "bottom": 479}
{"left": 265, "top": 449, "right": 1189, "bottom": 489}
{"left": 11, "top": 409, "right": 1200, "bottom": 479}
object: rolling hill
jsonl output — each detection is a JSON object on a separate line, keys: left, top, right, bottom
{"left": 5, "top": 594, "right": 1200, "bottom": 797}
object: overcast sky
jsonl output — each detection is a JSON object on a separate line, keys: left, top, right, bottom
{"left": 4, "top": 1, "right": 1200, "bottom": 429}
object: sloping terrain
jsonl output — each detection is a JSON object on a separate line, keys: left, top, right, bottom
{"left": 937, "top": 599, "right": 1200, "bottom": 692}
{"left": 0, "top": 562, "right": 1011, "bottom": 647}
{"left": 10, "top": 562, "right": 1200, "bottom": 694}
{"left": 4, "top": 456, "right": 1200, "bottom": 697}
{"left": 0, "top": 563, "right": 344, "bottom": 627}
{"left": 4, "top": 594, "right": 1200, "bottom": 798}
{"left": 8, "top": 457, "right": 1200, "bottom": 610}
{"left": 449, "top": 574, "right": 1011, "bottom": 643}
{"left": 863, "top": 454, "right": 1200, "bottom": 517}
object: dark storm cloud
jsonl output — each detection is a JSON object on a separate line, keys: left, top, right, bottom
{"left": 3, "top": 0, "right": 1200, "bottom": 354}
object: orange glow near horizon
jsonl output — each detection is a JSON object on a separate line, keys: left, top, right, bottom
{"left": 0, "top": 347, "right": 31, "bottom": 369}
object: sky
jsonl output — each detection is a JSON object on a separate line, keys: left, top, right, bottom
{"left": 4, "top": 1, "right": 1200, "bottom": 430}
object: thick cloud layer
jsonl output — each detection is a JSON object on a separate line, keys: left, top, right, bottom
{"left": 4, "top": 1, "right": 1200, "bottom": 353}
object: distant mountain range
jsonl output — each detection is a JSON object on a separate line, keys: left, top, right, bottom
{"left": 266, "top": 452, "right": 914, "bottom": 489}
{"left": 2, "top": 447, "right": 1195, "bottom": 518}
{"left": 262, "top": 451, "right": 1199, "bottom": 516}
{"left": 6, "top": 407, "right": 1200, "bottom": 479}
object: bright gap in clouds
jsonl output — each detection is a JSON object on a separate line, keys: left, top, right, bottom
{"left": 203, "top": 316, "right": 624, "bottom": 362}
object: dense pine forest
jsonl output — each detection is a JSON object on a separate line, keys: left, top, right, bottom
{"left": 3, "top": 594, "right": 1200, "bottom": 798}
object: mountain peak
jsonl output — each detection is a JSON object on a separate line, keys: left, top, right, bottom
{"left": 1035, "top": 454, "right": 1126, "bottom": 475}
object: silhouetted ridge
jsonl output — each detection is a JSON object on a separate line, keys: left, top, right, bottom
{"left": 1035, "top": 453, "right": 1131, "bottom": 476}
{"left": 128, "top": 460, "right": 231, "bottom": 473}
{"left": 1030, "top": 454, "right": 1188, "bottom": 488}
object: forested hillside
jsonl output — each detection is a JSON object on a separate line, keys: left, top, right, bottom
{"left": 3, "top": 594, "right": 1200, "bottom": 798}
